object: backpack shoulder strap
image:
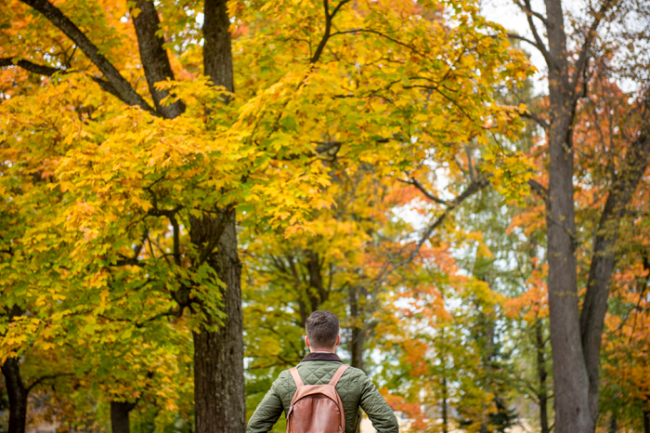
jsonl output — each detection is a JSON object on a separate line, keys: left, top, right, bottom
{"left": 328, "top": 364, "right": 350, "bottom": 387}
{"left": 289, "top": 367, "right": 304, "bottom": 388}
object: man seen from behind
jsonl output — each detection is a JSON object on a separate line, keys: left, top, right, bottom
{"left": 247, "top": 310, "right": 399, "bottom": 433}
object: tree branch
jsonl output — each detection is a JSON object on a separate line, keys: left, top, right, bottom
{"left": 310, "top": 0, "right": 351, "bottom": 64}
{"left": 513, "top": 0, "right": 549, "bottom": 25}
{"left": 131, "top": 0, "right": 185, "bottom": 119}
{"left": 26, "top": 373, "right": 72, "bottom": 393}
{"left": 516, "top": 0, "right": 553, "bottom": 68}
{"left": 19, "top": 0, "right": 156, "bottom": 114}
{"left": 571, "top": 0, "right": 616, "bottom": 92}
{"left": 519, "top": 109, "right": 550, "bottom": 130}
{"left": 398, "top": 177, "right": 448, "bottom": 205}
{"left": 0, "top": 57, "right": 61, "bottom": 76}
{"left": 528, "top": 179, "right": 549, "bottom": 206}
{"left": 579, "top": 101, "right": 650, "bottom": 395}
{"left": 409, "top": 177, "right": 489, "bottom": 262}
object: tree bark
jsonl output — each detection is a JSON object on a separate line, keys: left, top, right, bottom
{"left": 110, "top": 401, "right": 136, "bottom": 433}
{"left": 191, "top": 210, "right": 246, "bottom": 433}
{"left": 441, "top": 376, "right": 448, "bottom": 433}
{"left": 579, "top": 104, "right": 650, "bottom": 416}
{"left": 188, "top": 2, "right": 245, "bottom": 433}
{"left": 349, "top": 285, "right": 366, "bottom": 371}
{"left": 543, "top": 1, "right": 597, "bottom": 431}
{"left": 19, "top": 0, "right": 155, "bottom": 113}
{"left": 535, "top": 320, "right": 550, "bottom": 433}
{"left": 1, "top": 357, "right": 27, "bottom": 433}
{"left": 131, "top": 0, "right": 185, "bottom": 118}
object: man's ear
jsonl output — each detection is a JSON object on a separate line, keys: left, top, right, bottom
{"left": 335, "top": 334, "right": 341, "bottom": 346}
{"left": 305, "top": 335, "right": 311, "bottom": 348}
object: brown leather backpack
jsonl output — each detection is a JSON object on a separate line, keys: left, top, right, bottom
{"left": 286, "top": 364, "right": 349, "bottom": 433}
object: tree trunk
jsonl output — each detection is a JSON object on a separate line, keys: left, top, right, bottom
{"left": 543, "top": 0, "right": 594, "bottom": 430}
{"left": 643, "top": 395, "right": 650, "bottom": 433}
{"left": 1, "top": 357, "right": 27, "bottom": 433}
{"left": 110, "top": 401, "right": 136, "bottom": 433}
{"left": 348, "top": 285, "right": 366, "bottom": 371}
{"left": 191, "top": 210, "right": 246, "bottom": 433}
{"left": 190, "top": 2, "right": 245, "bottom": 433}
{"left": 609, "top": 412, "right": 617, "bottom": 433}
{"left": 535, "top": 320, "right": 550, "bottom": 433}
{"left": 441, "top": 376, "right": 448, "bottom": 433}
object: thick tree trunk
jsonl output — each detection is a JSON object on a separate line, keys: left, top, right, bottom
{"left": 545, "top": 102, "right": 593, "bottom": 433}
{"left": 543, "top": 0, "right": 593, "bottom": 431}
{"left": 535, "top": 320, "right": 550, "bottom": 433}
{"left": 190, "top": 2, "right": 245, "bottom": 433}
{"left": 1, "top": 357, "right": 27, "bottom": 433}
{"left": 110, "top": 401, "right": 136, "bottom": 433}
{"left": 191, "top": 211, "right": 246, "bottom": 433}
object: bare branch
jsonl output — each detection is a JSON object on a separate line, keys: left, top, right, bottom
{"left": 398, "top": 177, "right": 448, "bottom": 205}
{"left": 572, "top": 0, "right": 616, "bottom": 92}
{"left": 409, "top": 177, "right": 489, "bottom": 262}
{"left": 516, "top": 0, "right": 553, "bottom": 68}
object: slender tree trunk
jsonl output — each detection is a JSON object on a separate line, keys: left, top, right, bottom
{"left": 110, "top": 401, "right": 136, "bottom": 433}
{"left": 609, "top": 411, "right": 617, "bottom": 433}
{"left": 349, "top": 285, "right": 366, "bottom": 371}
{"left": 441, "top": 376, "right": 448, "bottom": 433}
{"left": 535, "top": 320, "right": 550, "bottom": 433}
{"left": 1, "top": 357, "right": 27, "bottom": 433}
{"left": 643, "top": 395, "right": 650, "bottom": 433}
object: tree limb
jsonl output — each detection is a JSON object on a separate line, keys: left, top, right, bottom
{"left": 131, "top": 0, "right": 185, "bottom": 119}
{"left": 19, "top": 0, "right": 156, "bottom": 114}
{"left": 0, "top": 57, "right": 61, "bottom": 76}
{"left": 513, "top": 0, "right": 549, "bottom": 26}
{"left": 398, "top": 177, "right": 448, "bottom": 205}
{"left": 26, "top": 373, "right": 72, "bottom": 393}
{"left": 519, "top": 109, "right": 550, "bottom": 130}
{"left": 409, "top": 177, "right": 489, "bottom": 262}
{"left": 518, "top": 0, "right": 553, "bottom": 68}
{"left": 571, "top": 0, "right": 616, "bottom": 92}
{"left": 310, "top": 0, "right": 351, "bottom": 64}
{"left": 528, "top": 179, "right": 549, "bottom": 206}
{"left": 579, "top": 103, "right": 650, "bottom": 402}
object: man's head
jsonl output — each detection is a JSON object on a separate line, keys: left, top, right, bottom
{"left": 305, "top": 310, "right": 340, "bottom": 352}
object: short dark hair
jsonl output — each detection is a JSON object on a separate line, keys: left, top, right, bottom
{"left": 305, "top": 310, "right": 340, "bottom": 349}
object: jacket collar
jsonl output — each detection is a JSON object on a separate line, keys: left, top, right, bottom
{"left": 301, "top": 352, "right": 343, "bottom": 362}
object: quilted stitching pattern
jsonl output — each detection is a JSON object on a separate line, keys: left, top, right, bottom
{"left": 247, "top": 361, "right": 399, "bottom": 433}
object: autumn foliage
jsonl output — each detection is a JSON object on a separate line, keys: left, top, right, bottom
{"left": 1, "top": 0, "right": 649, "bottom": 433}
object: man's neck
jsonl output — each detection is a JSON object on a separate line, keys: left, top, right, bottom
{"left": 311, "top": 349, "right": 335, "bottom": 354}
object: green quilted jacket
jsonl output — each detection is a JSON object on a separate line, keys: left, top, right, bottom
{"left": 247, "top": 353, "right": 399, "bottom": 433}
